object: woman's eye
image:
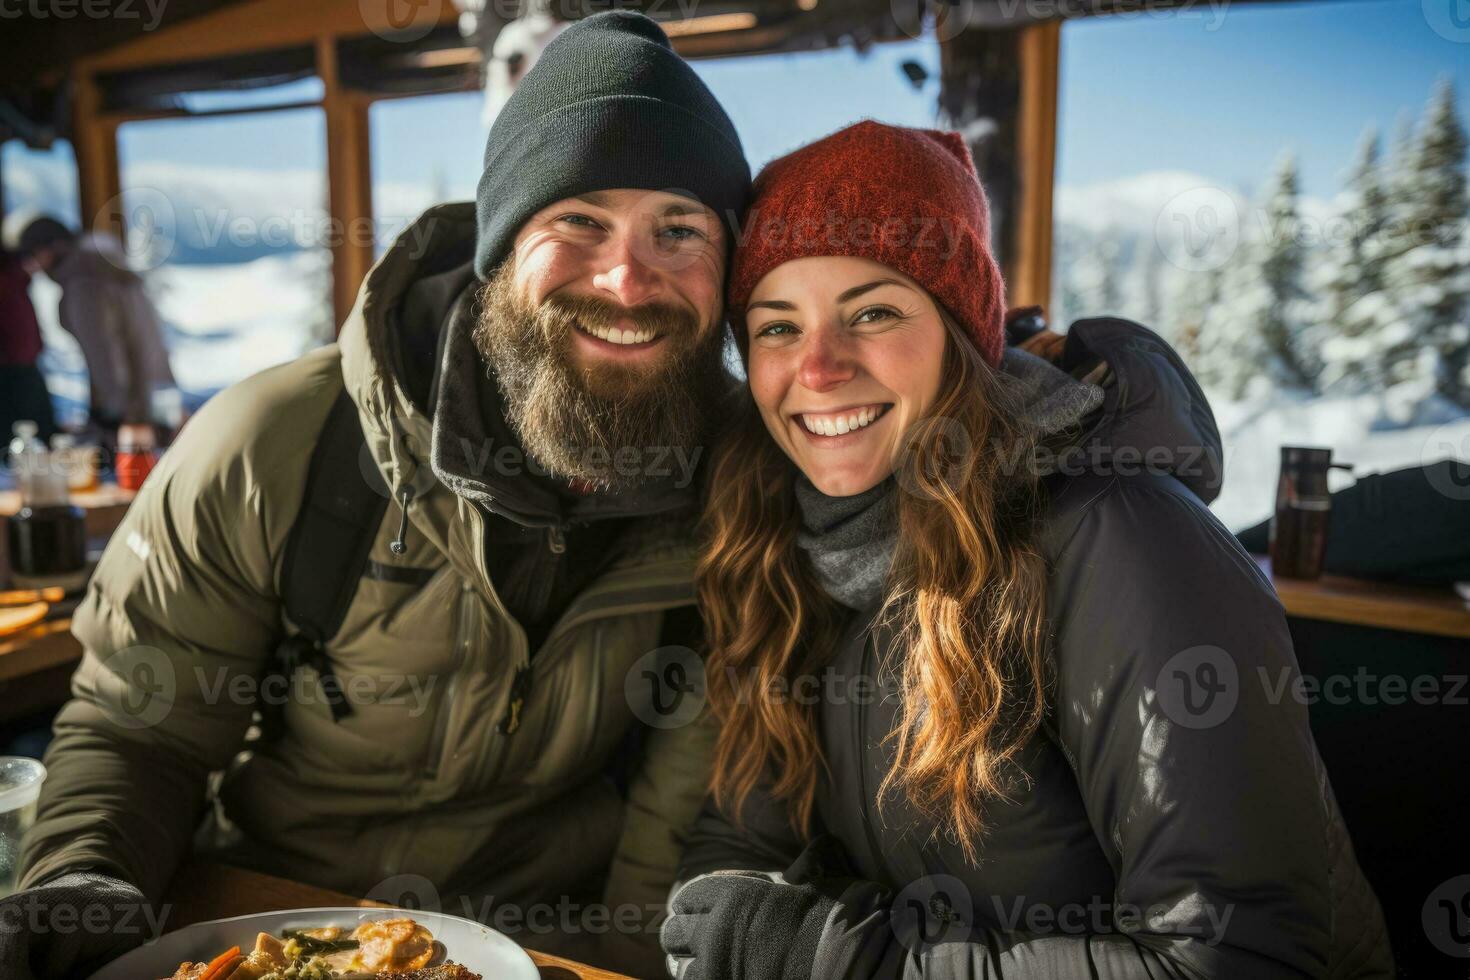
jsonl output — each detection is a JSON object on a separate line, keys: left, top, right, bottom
{"left": 754, "top": 322, "right": 795, "bottom": 339}
{"left": 853, "top": 305, "right": 898, "bottom": 325}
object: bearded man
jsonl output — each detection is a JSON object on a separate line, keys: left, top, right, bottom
{"left": 3, "top": 12, "right": 748, "bottom": 980}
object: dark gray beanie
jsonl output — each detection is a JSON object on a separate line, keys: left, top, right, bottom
{"left": 473, "top": 10, "right": 751, "bottom": 280}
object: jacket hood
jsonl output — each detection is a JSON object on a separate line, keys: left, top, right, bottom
{"left": 337, "top": 202, "right": 700, "bottom": 531}
{"left": 1044, "top": 316, "right": 1224, "bottom": 505}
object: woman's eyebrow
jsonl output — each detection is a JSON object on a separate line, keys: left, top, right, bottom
{"left": 747, "top": 278, "right": 907, "bottom": 313}
{"left": 836, "top": 278, "right": 905, "bottom": 303}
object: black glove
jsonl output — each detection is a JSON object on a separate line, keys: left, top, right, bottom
{"left": 0, "top": 871, "right": 154, "bottom": 980}
{"left": 661, "top": 835, "right": 868, "bottom": 980}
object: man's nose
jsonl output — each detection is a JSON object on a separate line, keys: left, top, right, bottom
{"left": 591, "top": 237, "right": 659, "bottom": 308}
{"left": 798, "top": 329, "right": 857, "bottom": 392}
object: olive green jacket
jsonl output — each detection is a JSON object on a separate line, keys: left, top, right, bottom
{"left": 20, "top": 204, "right": 715, "bottom": 973}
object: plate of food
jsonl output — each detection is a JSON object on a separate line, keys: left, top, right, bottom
{"left": 87, "top": 907, "right": 539, "bottom": 980}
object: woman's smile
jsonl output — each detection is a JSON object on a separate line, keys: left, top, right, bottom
{"left": 791, "top": 402, "right": 894, "bottom": 444}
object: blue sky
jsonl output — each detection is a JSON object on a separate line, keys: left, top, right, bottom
{"left": 5, "top": 0, "right": 1466, "bottom": 226}
{"left": 1056, "top": 0, "right": 1470, "bottom": 197}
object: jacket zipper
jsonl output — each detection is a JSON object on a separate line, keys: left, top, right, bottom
{"left": 492, "top": 519, "right": 569, "bottom": 735}
{"left": 421, "top": 578, "right": 473, "bottom": 780}
{"left": 855, "top": 629, "right": 887, "bottom": 876}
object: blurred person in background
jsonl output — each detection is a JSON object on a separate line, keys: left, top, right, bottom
{"left": 16, "top": 215, "right": 175, "bottom": 442}
{"left": 0, "top": 243, "right": 57, "bottom": 445}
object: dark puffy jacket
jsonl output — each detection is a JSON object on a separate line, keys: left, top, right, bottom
{"left": 682, "top": 318, "right": 1394, "bottom": 978}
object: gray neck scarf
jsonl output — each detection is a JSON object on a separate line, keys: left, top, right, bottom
{"left": 792, "top": 346, "right": 1106, "bottom": 611}
{"left": 793, "top": 474, "right": 900, "bottom": 611}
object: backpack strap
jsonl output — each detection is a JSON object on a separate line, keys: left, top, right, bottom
{"left": 259, "top": 386, "right": 390, "bottom": 739}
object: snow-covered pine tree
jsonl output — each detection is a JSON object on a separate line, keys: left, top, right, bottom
{"left": 1194, "top": 158, "right": 1318, "bottom": 400}
{"left": 1169, "top": 253, "right": 1222, "bottom": 367}
{"left": 1256, "top": 154, "right": 1320, "bottom": 392}
{"left": 1318, "top": 127, "right": 1402, "bottom": 394}
{"left": 1380, "top": 77, "right": 1470, "bottom": 409}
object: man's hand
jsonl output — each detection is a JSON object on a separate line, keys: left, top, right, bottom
{"left": 0, "top": 871, "right": 158, "bottom": 980}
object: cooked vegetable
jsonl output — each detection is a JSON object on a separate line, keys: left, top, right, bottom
{"left": 198, "top": 946, "right": 242, "bottom": 980}
{"left": 281, "top": 929, "right": 361, "bottom": 956}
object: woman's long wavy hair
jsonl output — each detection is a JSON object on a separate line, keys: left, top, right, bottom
{"left": 699, "top": 307, "right": 1059, "bottom": 863}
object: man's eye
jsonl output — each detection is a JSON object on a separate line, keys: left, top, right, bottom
{"left": 658, "top": 225, "right": 706, "bottom": 242}
{"left": 558, "top": 214, "right": 601, "bottom": 229}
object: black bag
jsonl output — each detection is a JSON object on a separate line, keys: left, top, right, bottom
{"left": 1236, "top": 459, "right": 1470, "bottom": 587}
{"left": 259, "top": 388, "right": 389, "bottom": 739}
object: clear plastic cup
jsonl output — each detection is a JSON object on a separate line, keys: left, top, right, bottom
{"left": 0, "top": 757, "right": 46, "bottom": 897}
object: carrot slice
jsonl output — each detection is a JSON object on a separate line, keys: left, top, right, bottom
{"left": 199, "top": 946, "right": 242, "bottom": 980}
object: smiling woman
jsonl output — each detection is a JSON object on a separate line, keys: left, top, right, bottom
{"left": 742, "top": 259, "right": 947, "bottom": 497}
{"left": 671, "top": 119, "right": 1394, "bottom": 980}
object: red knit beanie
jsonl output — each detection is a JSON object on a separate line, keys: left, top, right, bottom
{"left": 728, "top": 119, "right": 1006, "bottom": 367}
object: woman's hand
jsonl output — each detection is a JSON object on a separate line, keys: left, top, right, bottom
{"left": 661, "top": 869, "right": 833, "bottom": 980}
{"left": 662, "top": 834, "right": 879, "bottom": 980}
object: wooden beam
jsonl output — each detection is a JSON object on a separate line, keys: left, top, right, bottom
{"left": 71, "top": 69, "right": 123, "bottom": 239}
{"left": 98, "top": 99, "right": 325, "bottom": 129}
{"left": 77, "top": 0, "right": 459, "bottom": 75}
{"left": 938, "top": 25, "right": 1022, "bottom": 292}
{"left": 1012, "top": 20, "right": 1060, "bottom": 310}
{"left": 318, "top": 35, "right": 375, "bottom": 332}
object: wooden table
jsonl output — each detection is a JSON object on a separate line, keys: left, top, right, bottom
{"left": 162, "top": 861, "right": 635, "bottom": 980}
{"left": 1254, "top": 555, "right": 1470, "bottom": 639}
{"left": 0, "top": 482, "right": 131, "bottom": 718}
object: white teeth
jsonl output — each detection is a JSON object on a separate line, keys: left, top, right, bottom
{"left": 577, "top": 322, "right": 660, "bottom": 346}
{"left": 801, "top": 405, "right": 886, "bottom": 436}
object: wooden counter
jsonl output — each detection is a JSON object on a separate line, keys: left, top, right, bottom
{"left": 1254, "top": 555, "right": 1470, "bottom": 640}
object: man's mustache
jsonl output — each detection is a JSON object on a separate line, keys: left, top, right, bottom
{"left": 538, "top": 290, "right": 700, "bottom": 343}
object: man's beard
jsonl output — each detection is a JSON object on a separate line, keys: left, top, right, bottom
{"left": 472, "top": 259, "right": 726, "bottom": 491}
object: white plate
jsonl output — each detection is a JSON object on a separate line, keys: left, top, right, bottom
{"left": 88, "top": 906, "right": 538, "bottom": 980}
